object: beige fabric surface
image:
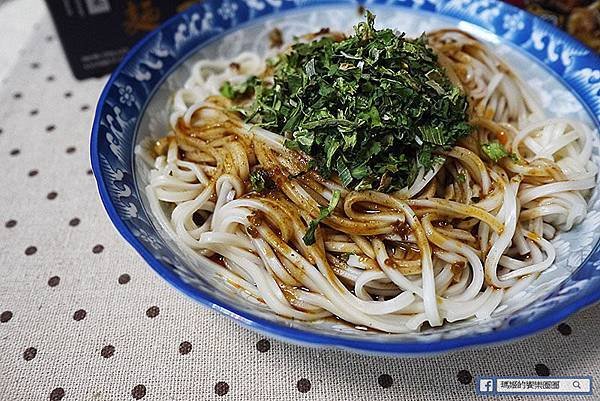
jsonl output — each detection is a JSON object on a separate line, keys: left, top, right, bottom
{"left": 0, "top": 9, "right": 599, "bottom": 401}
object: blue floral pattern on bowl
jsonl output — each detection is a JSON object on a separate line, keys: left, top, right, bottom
{"left": 91, "top": 0, "right": 600, "bottom": 355}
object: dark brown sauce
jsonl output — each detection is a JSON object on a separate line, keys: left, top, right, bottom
{"left": 247, "top": 211, "right": 263, "bottom": 227}
{"left": 209, "top": 254, "right": 225, "bottom": 267}
{"left": 192, "top": 212, "right": 205, "bottom": 226}
{"left": 352, "top": 202, "right": 382, "bottom": 214}
{"left": 391, "top": 241, "right": 421, "bottom": 255}
{"left": 391, "top": 221, "right": 412, "bottom": 240}
{"left": 268, "top": 27, "right": 284, "bottom": 48}
{"left": 300, "top": 27, "right": 346, "bottom": 43}
{"left": 451, "top": 261, "right": 466, "bottom": 280}
{"left": 246, "top": 225, "right": 259, "bottom": 238}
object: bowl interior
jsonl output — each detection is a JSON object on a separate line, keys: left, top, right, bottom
{"left": 98, "top": 2, "right": 600, "bottom": 350}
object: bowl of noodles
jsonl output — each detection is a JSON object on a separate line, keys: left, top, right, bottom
{"left": 91, "top": 0, "right": 600, "bottom": 354}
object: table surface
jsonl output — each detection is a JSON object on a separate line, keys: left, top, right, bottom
{"left": 0, "top": 0, "right": 44, "bottom": 82}
{"left": 1, "top": 2, "right": 599, "bottom": 401}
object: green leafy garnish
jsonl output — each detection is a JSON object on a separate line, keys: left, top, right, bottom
{"left": 456, "top": 173, "right": 466, "bottom": 183}
{"left": 249, "top": 168, "right": 274, "bottom": 193}
{"left": 220, "top": 81, "right": 235, "bottom": 99}
{"left": 303, "top": 190, "right": 341, "bottom": 245}
{"left": 227, "top": 11, "right": 471, "bottom": 191}
{"left": 220, "top": 77, "right": 258, "bottom": 100}
{"left": 481, "top": 142, "right": 510, "bottom": 162}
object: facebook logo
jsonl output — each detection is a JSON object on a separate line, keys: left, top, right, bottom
{"left": 478, "top": 378, "right": 495, "bottom": 393}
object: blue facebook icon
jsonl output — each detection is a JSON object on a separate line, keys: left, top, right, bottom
{"left": 479, "top": 379, "right": 494, "bottom": 393}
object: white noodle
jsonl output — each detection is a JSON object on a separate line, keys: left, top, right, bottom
{"left": 135, "top": 28, "right": 597, "bottom": 333}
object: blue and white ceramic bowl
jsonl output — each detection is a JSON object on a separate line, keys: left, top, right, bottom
{"left": 91, "top": 0, "right": 600, "bottom": 355}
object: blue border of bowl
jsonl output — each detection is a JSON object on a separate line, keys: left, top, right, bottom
{"left": 91, "top": 0, "right": 600, "bottom": 355}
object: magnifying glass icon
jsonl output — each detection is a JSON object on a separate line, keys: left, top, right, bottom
{"left": 573, "top": 381, "right": 581, "bottom": 389}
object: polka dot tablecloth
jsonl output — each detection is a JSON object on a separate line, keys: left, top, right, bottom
{"left": 1, "top": 7, "right": 600, "bottom": 401}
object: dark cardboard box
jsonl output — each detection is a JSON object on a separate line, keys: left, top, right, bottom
{"left": 45, "top": 0, "right": 196, "bottom": 80}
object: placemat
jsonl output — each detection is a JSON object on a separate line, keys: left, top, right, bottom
{"left": 0, "top": 6, "right": 599, "bottom": 401}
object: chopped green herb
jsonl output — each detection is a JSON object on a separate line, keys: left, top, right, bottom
{"left": 249, "top": 168, "right": 274, "bottom": 193}
{"left": 456, "top": 173, "right": 466, "bottom": 183}
{"left": 481, "top": 142, "right": 510, "bottom": 162}
{"left": 220, "top": 81, "right": 235, "bottom": 99}
{"left": 220, "top": 77, "right": 258, "bottom": 100}
{"left": 227, "top": 11, "right": 471, "bottom": 191}
{"left": 303, "top": 190, "right": 341, "bottom": 245}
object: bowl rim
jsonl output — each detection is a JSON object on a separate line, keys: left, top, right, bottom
{"left": 90, "top": 0, "right": 600, "bottom": 355}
